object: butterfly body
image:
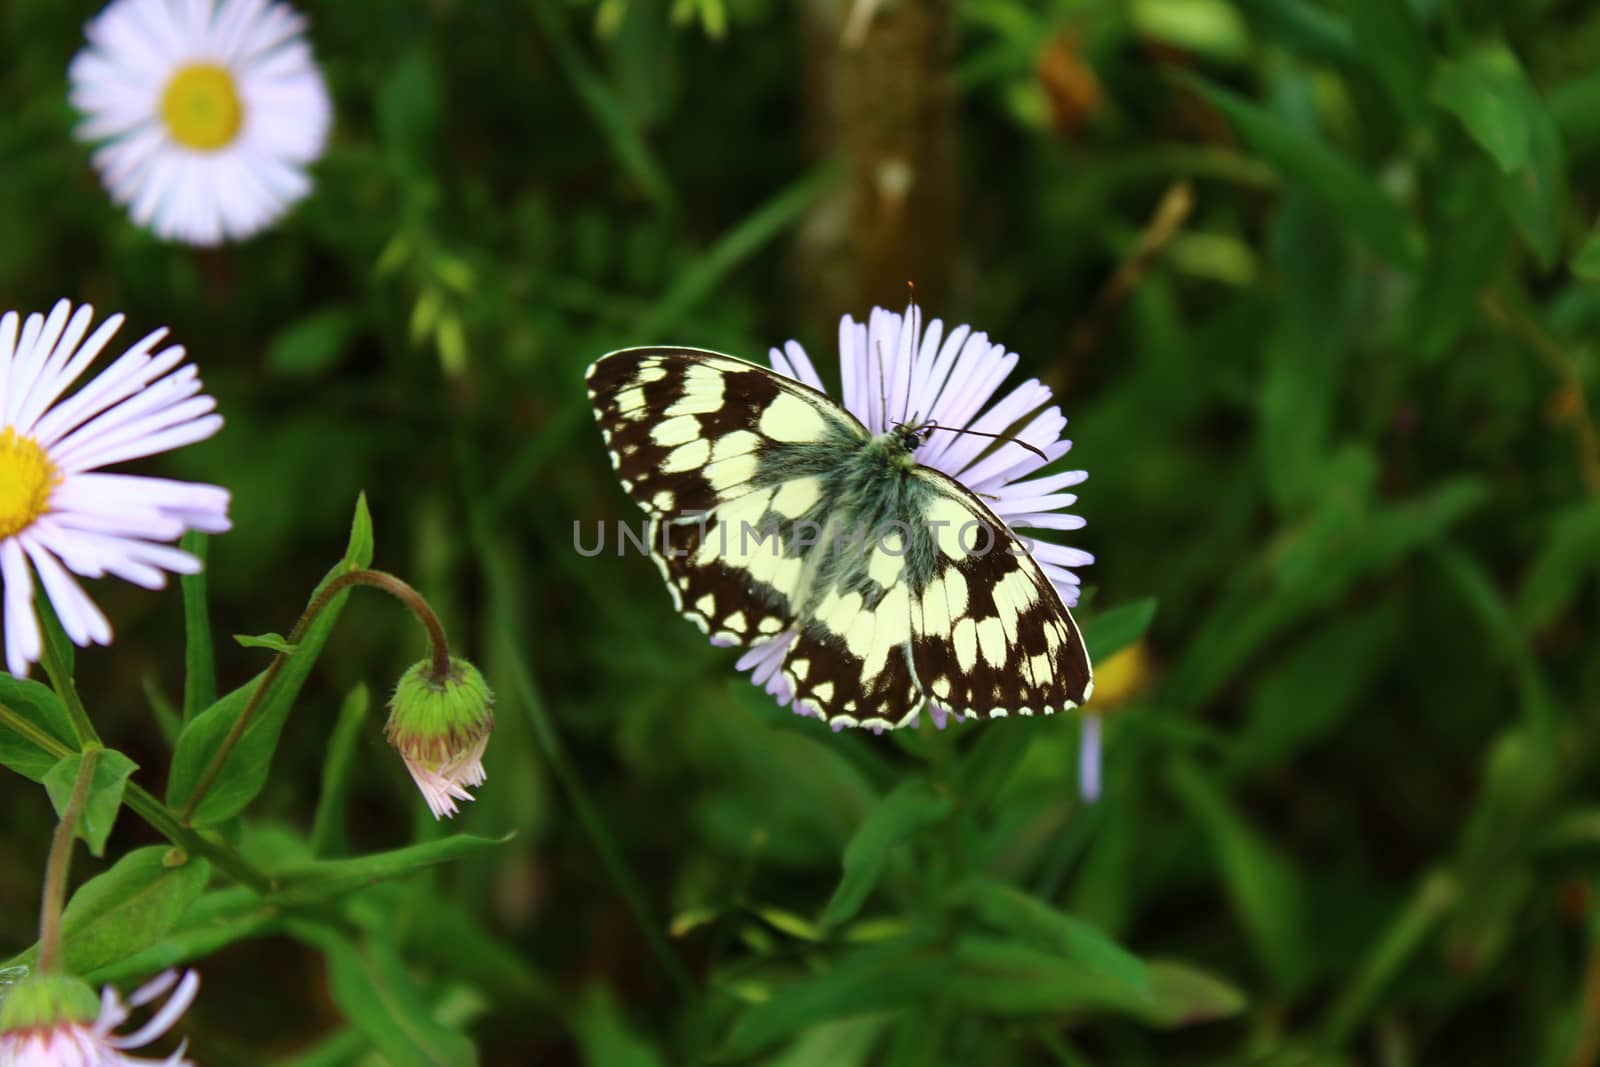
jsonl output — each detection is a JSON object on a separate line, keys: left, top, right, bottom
{"left": 587, "top": 346, "right": 1092, "bottom": 731}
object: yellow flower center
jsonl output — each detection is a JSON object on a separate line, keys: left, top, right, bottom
{"left": 0, "top": 429, "right": 57, "bottom": 539}
{"left": 160, "top": 64, "right": 243, "bottom": 151}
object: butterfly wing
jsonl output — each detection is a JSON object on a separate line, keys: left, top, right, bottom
{"left": 587, "top": 346, "right": 1093, "bottom": 729}
{"left": 587, "top": 346, "right": 869, "bottom": 645}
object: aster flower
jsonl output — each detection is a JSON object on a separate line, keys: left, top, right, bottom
{"left": 749, "top": 304, "right": 1099, "bottom": 784}
{"left": 385, "top": 658, "right": 495, "bottom": 820}
{"left": 0, "top": 300, "right": 231, "bottom": 678}
{"left": 69, "top": 0, "right": 333, "bottom": 246}
{"left": 0, "top": 969, "right": 200, "bottom": 1066}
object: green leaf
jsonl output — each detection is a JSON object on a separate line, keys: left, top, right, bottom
{"left": 179, "top": 531, "right": 216, "bottom": 723}
{"left": 268, "top": 835, "right": 511, "bottom": 907}
{"left": 301, "top": 927, "right": 478, "bottom": 1067}
{"left": 35, "top": 592, "right": 74, "bottom": 678}
{"left": 1433, "top": 54, "right": 1531, "bottom": 171}
{"left": 266, "top": 308, "right": 362, "bottom": 378}
{"left": 233, "top": 632, "right": 299, "bottom": 654}
{"left": 87, "top": 888, "right": 278, "bottom": 985}
{"left": 168, "top": 495, "right": 375, "bottom": 825}
{"left": 1341, "top": 0, "right": 1431, "bottom": 119}
{"left": 1168, "top": 759, "right": 1309, "bottom": 991}
{"left": 1082, "top": 598, "right": 1159, "bottom": 662}
{"left": 43, "top": 748, "right": 138, "bottom": 858}
{"left": 1410, "top": 159, "right": 1512, "bottom": 360}
{"left": 1185, "top": 75, "right": 1422, "bottom": 266}
{"left": 572, "top": 986, "right": 666, "bottom": 1067}
{"left": 0, "top": 674, "right": 76, "bottom": 781}
{"left": 1518, "top": 499, "right": 1600, "bottom": 628}
{"left": 311, "top": 684, "right": 372, "bottom": 856}
{"left": 721, "top": 938, "right": 948, "bottom": 1058}
{"left": 1434, "top": 45, "right": 1568, "bottom": 266}
{"left": 4, "top": 847, "right": 210, "bottom": 976}
{"left": 955, "top": 879, "right": 1151, "bottom": 992}
{"left": 948, "top": 937, "right": 1244, "bottom": 1027}
{"left": 378, "top": 50, "right": 442, "bottom": 176}
{"left": 528, "top": 1, "right": 675, "bottom": 211}
{"left": 1574, "top": 227, "right": 1600, "bottom": 282}
{"left": 821, "top": 779, "right": 952, "bottom": 927}
{"left": 1141, "top": 960, "right": 1250, "bottom": 1026}
{"left": 1229, "top": 602, "right": 1400, "bottom": 776}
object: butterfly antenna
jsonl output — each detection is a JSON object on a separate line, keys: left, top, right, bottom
{"left": 921, "top": 422, "right": 1048, "bottom": 462}
{"left": 875, "top": 339, "right": 890, "bottom": 431}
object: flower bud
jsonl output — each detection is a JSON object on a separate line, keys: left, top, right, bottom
{"left": 0, "top": 969, "right": 199, "bottom": 1065}
{"left": 385, "top": 657, "right": 495, "bottom": 819}
{"left": 0, "top": 973, "right": 99, "bottom": 1033}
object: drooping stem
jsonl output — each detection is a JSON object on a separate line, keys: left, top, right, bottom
{"left": 178, "top": 569, "right": 452, "bottom": 825}
{"left": 37, "top": 747, "right": 100, "bottom": 973}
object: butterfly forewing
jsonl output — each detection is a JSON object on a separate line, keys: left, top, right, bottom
{"left": 586, "top": 346, "right": 1093, "bottom": 729}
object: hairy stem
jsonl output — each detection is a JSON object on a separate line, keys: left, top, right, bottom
{"left": 179, "top": 569, "right": 452, "bottom": 825}
{"left": 37, "top": 748, "right": 101, "bottom": 973}
{"left": 0, "top": 702, "right": 274, "bottom": 894}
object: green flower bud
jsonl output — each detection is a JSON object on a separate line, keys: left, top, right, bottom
{"left": 385, "top": 657, "right": 495, "bottom": 819}
{"left": 0, "top": 973, "right": 99, "bottom": 1032}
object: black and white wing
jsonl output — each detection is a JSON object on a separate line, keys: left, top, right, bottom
{"left": 586, "top": 346, "right": 1093, "bottom": 730}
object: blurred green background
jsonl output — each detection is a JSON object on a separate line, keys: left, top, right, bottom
{"left": 4, "top": 0, "right": 1600, "bottom": 1063}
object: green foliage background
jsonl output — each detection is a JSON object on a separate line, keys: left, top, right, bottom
{"left": 4, "top": 0, "right": 1600, "bottom": 1064}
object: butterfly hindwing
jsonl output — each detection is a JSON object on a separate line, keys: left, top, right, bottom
{"left": 586, "top": 346, "right": 1093, "bottom": 730}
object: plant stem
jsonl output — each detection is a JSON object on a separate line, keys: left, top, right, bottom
{"left": 39, "top": 636, "right": 100, "bottom": 748}
{"left": 178, "top": 568, "right": 452, "bottom": 825}
{"left": 454, "top": 439, "right": 695, "bottom": 999}
{"left": 1319, "top": 870, "right": 1458, "bottom": 1048}
{"left": 37, "top": 748, "right": 100, "bottom": 973}
{"left": 124, "top": 784, "right": 273, "bottom": 893}
{"left": 0, "top": 701, "right": 275, "bottom": 894}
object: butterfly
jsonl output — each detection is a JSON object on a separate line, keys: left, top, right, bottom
{"left": 586, "top": 346, "right": 1093, "bottom": 731}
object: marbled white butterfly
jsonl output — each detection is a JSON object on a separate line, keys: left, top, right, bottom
{"left": 586, "top": 343, "right": 1093, "bottom": 731}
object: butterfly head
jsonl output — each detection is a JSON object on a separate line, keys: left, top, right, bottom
{"left": 889, "top": 419, "right": 933, "bottom": 454}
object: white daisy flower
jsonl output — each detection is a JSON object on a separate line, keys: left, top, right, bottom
{"left": 68, "top": 0, "right": 333, "bottom": 246}
{"left": 0, "top": 969, "right": 200, "bottom": 1066}
{"left": 0, "top": 300, "right": 231, "bottom": 678}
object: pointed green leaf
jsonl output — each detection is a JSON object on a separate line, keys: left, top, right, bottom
{"left": 267, "top": 307, "right": 361, "bottom": 379}
{"left": 311, "top": 684, "right": 372, "bottom": 856}
{"left": 1574, "top": 228, "right": 1600, "bottom": 282}
{"left": 0, "top": 674, "right": 75, "bottom": 781}
{"left": 168, "top": 495, "right": 375, "bottom": 825}
{"left": 1342, "top": 0, "right": 1431, "bottom": 119}
{"left": 573, "top": 986, "right": 666, "bottom": 1067}
{"left": 3, "top": 847, "right": 210, "bottom": 976}
{"left": 233, "top": 632, "right": 299, "bottom": 654}
{"left": 294, "top": 926, "right": 478, "bottom": 1067}
{"left": 1434, "top": 45, "right": 1567, "bottom": 265}
{"left": 821, "top": 779, "right": 952, "bottom": 927}
{"left": 1168, "top": 759, "right": 1308, "bottom": 991}
{"left": 955, "top": 879, "right": 1151, "bottom": 993}
{"left": 1185, "top": 75, "right": 1422, "bottom": 266}
{"left": 1140, "top": 960, "right": 1249, "bottom": 1026}
{"left": 721, "top": 938, "right": 948, "bottom": 1057}
{"left": 43, "top": 749, "right": 138, "bottom": 857}
{"left": 269, "top": 835, "right": 512, "bottom": 907}
{"left": 1083, "top": 598, "right": 1159, "bottom": 662}
{"left": 1433, "top": 54, "right": 1531, "bottom": 171}
{"left": 179, "top": 531, "right": 216, "bottom": 723}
